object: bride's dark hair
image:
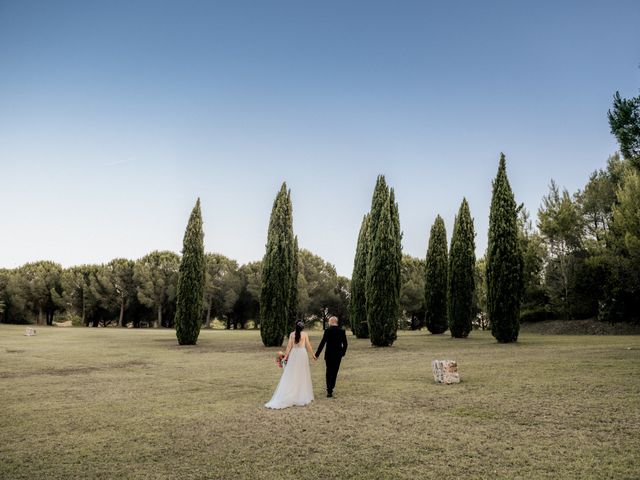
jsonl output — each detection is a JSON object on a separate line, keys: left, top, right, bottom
{"left": 294, "top": 321, "right": 304, "bottom": 344}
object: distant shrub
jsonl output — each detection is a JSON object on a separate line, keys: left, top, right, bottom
{"left": 55, "top": 312, "right": 83, "bottom": 327}
{"left": 520, "top": 307, "right": 555, "bottom": 323}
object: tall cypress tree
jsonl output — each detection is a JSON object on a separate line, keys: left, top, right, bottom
{"left": 366, "top": 175, "right": 389, "bottom": 343}
{"left": 175, "top": 198, "right": 205, "bottom": 345}
{"left": 389, "top": 188, "right": 402, "bottom": 335}
{"left": 350, "top": 214, "right": 370, "bottom": 338}
{"left": 487, "top": 153, "right": 524, "bottom": 343}
{"left": 424, "top": 215, "right": 448, "bottom": 334}
{"left": 288, "top": 235, "right": 299, "bottom": 332}
{"left": 286, "top": 193, "right": 298, "bottom": 333}
{"left": 366, "top": 176, "right": 400, "bottom": 346}
{"left": 448, "top": 198, "right": 476, "bottom": 338}
{"left": 260, "top": 183, "right": 296, "bottom": 347}
{"left": 367, "top": 175, "right": 389, "bottom": 247}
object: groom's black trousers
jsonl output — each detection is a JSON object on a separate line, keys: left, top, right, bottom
{"left": 325, "top": 356, "right": 342, "bottom": 393}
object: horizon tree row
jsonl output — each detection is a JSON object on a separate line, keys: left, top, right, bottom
{"left": 0, "top": 249, "right": 349, "bottom": 330}
{"left": 3, "top": 86, "right": 636, "bottom": 333}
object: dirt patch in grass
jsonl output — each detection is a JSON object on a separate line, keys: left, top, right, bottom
{"left": 0, "top": 359, "right": 151, "bottom": 379}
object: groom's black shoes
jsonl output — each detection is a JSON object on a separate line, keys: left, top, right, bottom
{"left": 327, "top": 391, "right": 333, "bottom": 398}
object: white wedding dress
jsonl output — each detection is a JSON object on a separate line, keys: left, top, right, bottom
{"left": 265, "top": 334, "right": 314, "bottom": 409}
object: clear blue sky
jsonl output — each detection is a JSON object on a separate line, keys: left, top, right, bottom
{"left": 1, "top": 0, "right": 639, "bottom": 276}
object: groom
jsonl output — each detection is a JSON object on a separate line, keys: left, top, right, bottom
{"left": 315, "top": 316, "right": 348, "bottom": 398}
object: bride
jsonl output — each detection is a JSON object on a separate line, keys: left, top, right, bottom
{"left": 265, "top": 321, "right": 316, "bottom": 409}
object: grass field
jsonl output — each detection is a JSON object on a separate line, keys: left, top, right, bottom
{"left": 1, "top": 325, "right": 639, "bottom": 480}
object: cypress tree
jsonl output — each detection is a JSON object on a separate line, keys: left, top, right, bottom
{"left": 175, "top": 198, "right": 205, "bottom": 345}
{"left": 389, "top": 188, "right": 402, "bottom": 329}
{"left": 424, "top": 215, "right": 448, "bottom": 334}
{"left": 366, "top": 176, "right": 400, "bottom": 346}
{"left": 286, "top": 192, "right": 298, "bottom": 333}
{"left": 366, "top": 175, "right": 389, "bottom": 344}
{"left": 367, "top": 175, "right": 389, "bottom": 246}
{"left": 260, "top": 183, "right": 296, "bottom": 347}
{"left": 350, "top": 214, "right": 370, "bottom": 338}
{"left": 448, "top": 198, "right": 476, "bottom": 338}
{"left": 288, "top": 235, "right": 299, "bottom": 332}
{"left": 487, "top": 153, "right": 524, "bottom": 343}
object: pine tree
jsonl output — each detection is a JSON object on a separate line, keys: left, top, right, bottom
{"left": 366, "top": 176, "right": 400, "bottom": 346}
{"left": 487, "top": 154, "right": 524, "bottom": 343}
{"left": 134, "top": 251, "right": 180, "bottom": 328}
{"left": 350, "top": 214, "right": 370, "bottom": 338}
{"left": 175, "top": 199, "right": 205, "bottom": 345}
{"left": 608, "top": 91, "right": 640, "bottom": 169}
{"left": 424, "top": 215, "right": 448, "bottom": 334}
{"left": 448, "top": 198, "right": 476, "bottom": 338}
{"left": 260, "top": 183, "right": 296, "bottom": 346}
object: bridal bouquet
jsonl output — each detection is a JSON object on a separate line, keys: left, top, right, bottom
{"left": 276, "top": 351, "right": 288, "bottom": 368}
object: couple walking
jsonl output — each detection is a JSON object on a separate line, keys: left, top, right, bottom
{"left": 265, "top": 316, "right": 348, "bottom": 409}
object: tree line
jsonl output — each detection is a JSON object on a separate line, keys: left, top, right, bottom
{"left": 0, "top": 248, "right": 351, "bottom": 330}
{"left": 2, "top": 87, "right": 637, "bottom": 337}
{"left": 354, "top": 155, "right": 523, "bottom": 344}
{"left": 355, "top": 86, "right": 639, "bottom": 344}
{"left": 508, "top": 89, "right": 640, "bottom": 325}
{"left": 399, "top": 88, "right": 640, "bottom": 335}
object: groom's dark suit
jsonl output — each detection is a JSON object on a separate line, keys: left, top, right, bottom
{"left": 315, "top": 325, "right": 348, "bottom": 396}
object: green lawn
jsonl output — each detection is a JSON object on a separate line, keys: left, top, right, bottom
{"left": 1, "top": 325, "right": 639, "bottom": 480}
